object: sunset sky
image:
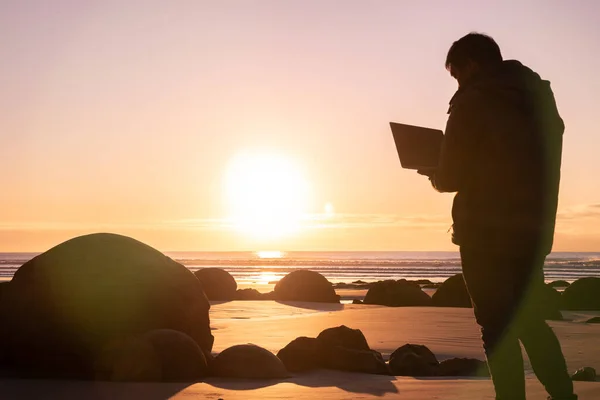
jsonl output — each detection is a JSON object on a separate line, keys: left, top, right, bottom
{"left": 2, "top": 0, "right": 599, "bottom": 252}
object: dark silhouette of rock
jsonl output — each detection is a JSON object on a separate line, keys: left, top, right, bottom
{"left": 0, "top": 233, "right": 213, "bottom": 379}
{"left": 352, "top": 280, "right": 367, "bottom": 284}
{"left": 317, "top": 325, "right": 370, "bottom": 351}
{"left": 571, "top": 366, "right": 596, "bottom": 381}
{"left": 234, "top": 288, "right": 263, "bottom": 300}
{"left": 212, "top": 344, "right": 289, "bottom": 379}
{"left": 194, "top": 268, "right": 237, "bottom": 301}
{"left": 352, "top": 299, "right": 363, "bottom": 304}
{"left": 277, "top": 325, "right": 390, "bottom": 375}
{"left": 321, "top": 346, "right": 390, "bottom": 375}
{"left": 437, "top": 358, "right": 489, "bottom": 377}
{"left": 586, "top": 317, "right": 600, "bottom": 324}
{"left": 431, "top": 274, "right": 472, "bottom": 308}
{"left": 548, "top": 280, "right": 570, "bottom": 288}
{"left": 97, "top": 329, "right": 208, "bottom": 382}
{"left": 276, "top": 337, "right": 321, "bottom": 372}
{"left": 388, "top": 344, "right": 439, "bottom": 376}
{"left": 261, "top": 291, "right": 277, "bottom": 300}
{"left": 561, "top": 277, "right": 600, "bottom": 310}
{"left": 364, "top": 280, "right": 432, "bottom": 307}
{"left": 274, "top": 270, "right": 340, "bottom": 303}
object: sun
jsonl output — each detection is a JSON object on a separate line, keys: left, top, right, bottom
{"left": 224, "top": 150, "right": 310, "bottom": 240}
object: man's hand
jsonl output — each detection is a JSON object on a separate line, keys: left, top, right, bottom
{"left": 417, "top": 168, "right": 436, "bottom": 178}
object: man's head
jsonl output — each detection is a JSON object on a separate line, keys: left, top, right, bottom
{"left": 445, "top": 33, "right": 503, "bottom": 87}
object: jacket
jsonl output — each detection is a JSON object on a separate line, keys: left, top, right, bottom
{"left": 432, "top": 60, "right": 564, "bottom": 255}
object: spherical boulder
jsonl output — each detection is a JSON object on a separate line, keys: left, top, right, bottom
{"left": 234, "top": 288, "right": 263, "bottom": 300}
{"left": 388, "top": 344, "right": 439, "bottom": 376}
{"left": 212, "top": 344, "right": 289, "bottom": 379}
{"left": 274, "top": 270, "right": 339, "bottom": 303}
{"left": 277, "top": 337, "right": 321, "bottom": 372}
{"left": 97, "top": 329, "right": 209, "bottom": 382}
{"left": 317, "top": 325, "right": 370, "bottom": 351}
{"left": 364, "top": 280, "right": 432, "bottom": 307}
{"left": 194, "top": 268, "right": 237, "bottom": 301}
{"left": 0, "top": 233, "right": 213, "bottom": 379}
{"left": 561, "top": 277, "right": 600, "bottom": 310}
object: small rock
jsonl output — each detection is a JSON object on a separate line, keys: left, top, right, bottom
{"left": 274, "top": 270, "right": 340, "bottom": 303}
{"left": 388, "top": 344, "right": 439, "bottom": 376}
{"left": 352, "top": 299, "right": 363, "bottom": 304}
{"left": 364, "top": 280, "right": 433, "bottom": 307}
{"left": 571, "top": 367, "right": 596, "bottom": 381}
{"left": 234, "top": 288, "right": 263, "bottom": 300}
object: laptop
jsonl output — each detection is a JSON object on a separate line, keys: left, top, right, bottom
{"left": 390, "top": 122, "right": 443, "bottom": 170}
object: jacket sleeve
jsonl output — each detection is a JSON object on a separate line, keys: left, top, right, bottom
{"left": 431, "top": 91, "right": 485, "bottom": 193}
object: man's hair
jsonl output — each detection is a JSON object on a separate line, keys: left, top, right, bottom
{"left": 445, "top": 32, "right": 503, "bottom": 71}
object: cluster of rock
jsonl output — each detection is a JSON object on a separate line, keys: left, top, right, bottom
{"left": 192, "top": 262, "right": 600, "bottom": 316}
{"left": 277, "top": 326, "right": 389, "bottom": 375}
{"left": 195, "top": 268, "right": 340, "bottom": 303}
{"left": 358, "top": 274, "right": 600, "bottom": 319}
{"left": 388, "top": 344, "right": 488, "bottom": 377}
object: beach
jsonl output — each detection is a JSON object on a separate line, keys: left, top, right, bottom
{"left": 1, "top": 302, "right": 599, "bottom": 399}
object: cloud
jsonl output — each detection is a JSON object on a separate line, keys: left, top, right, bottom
{"left": 0, "top": 213, "right": 451, "bottom": 233}
{"left": 555, "top": 202, "right": 600, "bottom": 235}
{"left": 557, "top": 203, "right": 600, "bottom": 220}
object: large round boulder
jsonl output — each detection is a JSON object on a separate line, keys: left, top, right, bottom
{"left": 431, "top": 274, "right": 472, "bottom": 308}
{"left": 364, "top": 280, "right": 432, "bottom": 307}
{"left": 561, "top": 277, "right": 600, "bottom": 310}
{"left": 194, "top": 268, "right": 237, "bottom": 301}
{"left": 388, "top": 344, "right": 439, "bottom": 376}
{"left": 234, "top": 288, "right": 264, "bottom": 300}
{"left": 97, "top": 329, "right": 209, "bottom": 382}
{"left": 274, "top": 270, "right": 339, "bottom": 303}
{"left": 0, "top": 233, "right": 213, "bottom": 379}
{"left": 212, "top": 344, "right": 289, "bottom": 379}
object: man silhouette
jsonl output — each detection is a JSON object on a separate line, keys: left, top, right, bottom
{"left": 420, "top": 33, "right": 577, "bottom": 400}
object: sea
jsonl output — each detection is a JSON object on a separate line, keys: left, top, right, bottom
{"left": 1, "top": 251, "right": 600, "bottom": 286}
